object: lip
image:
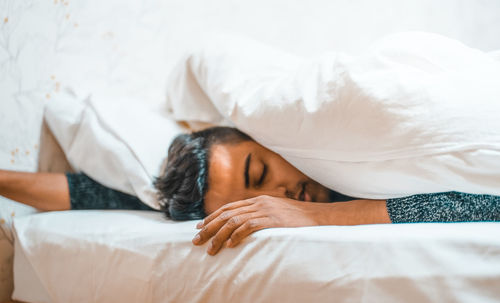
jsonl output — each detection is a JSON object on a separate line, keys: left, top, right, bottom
{"left": 298, "top": 183, "right": 312, "bottom": 202}
{"left": 304, "top": 189, "right": 312, "bottom": 202}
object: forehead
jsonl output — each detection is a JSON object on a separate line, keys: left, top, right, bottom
{"left": 204, "top": 141, "right": 255, "bottom": 214}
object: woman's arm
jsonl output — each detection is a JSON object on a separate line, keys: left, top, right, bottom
{"left": 0, "top": 169, "right": 70, "bottom": 210}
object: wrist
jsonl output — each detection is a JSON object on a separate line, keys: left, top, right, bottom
{"left": 0, "top": 169, "right": 11, "bottom": 191}
{"left": 310, "top": 200, "right": 391, "bottom": 226}
{"left": 310, "top": 202, "right": 343, "bottom": 225}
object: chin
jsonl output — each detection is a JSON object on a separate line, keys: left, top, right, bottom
{"left": 309, "top": 182, "right": 330, "bottom": 202}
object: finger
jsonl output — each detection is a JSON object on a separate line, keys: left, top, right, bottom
{"left": 192, "top": 206, "right": 256, "bottom": 245}
{"left": 227, "top": 217, "right": 271, "bottom": 248}
{"left": 201, "top": 199, "right": 254, "bottom": 228}
{"left": 207, "top": 213, "right": 261, "bottom": 255}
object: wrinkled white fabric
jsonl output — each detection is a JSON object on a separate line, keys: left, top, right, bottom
{"left": 0, "top": 198, "right": 38, "bottom": 302}
{"left": 166, "top": 32, "right": 500, "bottom": 198}
{"left": 44, "top": 91, "right": 186, "bottom": 209}
{"left": 12, "top": 211, "right": 500, "bottom": 303}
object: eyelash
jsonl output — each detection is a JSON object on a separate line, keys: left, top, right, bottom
{"left": 256, "top": 163, "right": 267, "bottom": 186}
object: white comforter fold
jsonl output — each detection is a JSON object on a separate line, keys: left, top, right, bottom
{"left": 166, "top": 32, "right": 500, "bottom": 198}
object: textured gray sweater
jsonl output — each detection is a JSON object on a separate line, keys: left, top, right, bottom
{"left": 66, "top": 173, "right": 500, "bottom": 223}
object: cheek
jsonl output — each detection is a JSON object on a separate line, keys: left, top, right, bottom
{"left": 204, "top": 201, "right": 217, "bottom": 215}
{"left": 204, "top": 193, "right": 226, "bottom": 214}
{"left": 270, "top": 156, "right": 305, "bottom": 179}
{"left": 204, "top": 190, "right": 246, "bottom": 214}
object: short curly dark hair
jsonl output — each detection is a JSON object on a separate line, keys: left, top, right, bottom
{"left": 154, "top": 126, "right": 252, "bottom": 220}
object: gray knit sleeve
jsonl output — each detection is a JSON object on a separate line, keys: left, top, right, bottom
{"left": 66, "top": 173, "right": 155, "bottom": 211}
{"left": 386, "top": 191, "right": 500, "bottom": 223}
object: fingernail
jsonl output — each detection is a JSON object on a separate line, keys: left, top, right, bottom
{"left": 196, "top": 220, "right": 204, "bottom": 229}
{"left": 207, "top": 242, "right": 214, "bottom": 255}
{"left": 192, "top": 234, "right": 200, "bottom": 244}
{"left": 226, "top": 239, "right": 233, "bottom": 248}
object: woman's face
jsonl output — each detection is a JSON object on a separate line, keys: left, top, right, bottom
{"left": 204, "top": 140, "right": 331, "bottom": 214}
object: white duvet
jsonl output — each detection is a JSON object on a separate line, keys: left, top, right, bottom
{"left": 167, "top": 32, "right": 500, "bottom": 199}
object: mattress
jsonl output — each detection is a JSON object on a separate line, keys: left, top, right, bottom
{"left": 12, "top": 210, "right": 500, "bottom": 303}
{"left": 0, "top": 199, "right": 39, "bottom": 302}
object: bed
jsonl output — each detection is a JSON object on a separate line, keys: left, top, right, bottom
{"left": 1, "top": 0, "right": 500, "bottom": 302}
{"left": 11, "top": 211, "right": 500, "bottom": 303}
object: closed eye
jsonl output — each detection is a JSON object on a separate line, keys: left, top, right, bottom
{"left": 257, "top": 163, "right": 267, "bottom": 187}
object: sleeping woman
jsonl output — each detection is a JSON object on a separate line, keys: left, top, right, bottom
{"left": 1, "top": 126, "right": 499, "bottom": 255}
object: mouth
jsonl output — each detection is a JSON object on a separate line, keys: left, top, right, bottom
{"left": 298, "top": 183, "right": 312, "bottom": 202}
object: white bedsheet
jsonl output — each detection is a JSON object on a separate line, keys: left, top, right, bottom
{"left": 12, "top": 211, "right": 500, "bottom": 303}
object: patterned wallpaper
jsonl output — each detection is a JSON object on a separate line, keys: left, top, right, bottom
{"left": 0, "top": 0, "right": 174, "bottom": 172}
{"left": 1, "top": 0, "right": 500, "bottom": 172}
{"left": 1, "top": 2, "right": 172, "bottom": 298}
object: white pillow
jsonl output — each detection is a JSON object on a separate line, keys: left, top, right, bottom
{"left": 44, "top": 89, "right": 186, "bottom": 209}
{"left": 166, "top": 32, "right": 500, "bottom": 198}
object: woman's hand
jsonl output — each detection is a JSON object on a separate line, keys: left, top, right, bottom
{"left": 192, "top": 196, "right": 390, "bottom": 255}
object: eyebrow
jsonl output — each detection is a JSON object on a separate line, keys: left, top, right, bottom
{"left": 244, "top": 153, "right": 251, "bottom": 188}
